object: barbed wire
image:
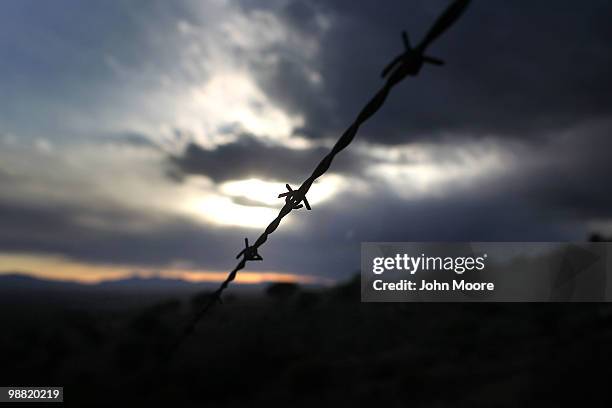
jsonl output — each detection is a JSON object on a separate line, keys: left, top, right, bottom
{"left": 167, "top": 0, "right": 471, "bottom": 358}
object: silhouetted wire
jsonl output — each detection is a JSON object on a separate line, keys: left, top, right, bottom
{"left": 167, "top": 0, "right": 471, "bottom": 360}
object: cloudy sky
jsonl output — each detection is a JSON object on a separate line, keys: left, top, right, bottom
{"left": 1, "top": 0, "right": 611, "bottom": 285}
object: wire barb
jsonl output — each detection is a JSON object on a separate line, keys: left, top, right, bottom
{"left": 236, "top": 238, "right": 263, "bottom": 261}
{"left": 278, "top": 184, "right": 311, "bottom": 210}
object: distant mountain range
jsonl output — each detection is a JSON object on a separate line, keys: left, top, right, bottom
{"left": 0, "top": 272, "right": 232, "bottom": 292}
{"left": 0, "top": 272, "right": 264, "bottom": 308}
{"left": 0, "top": 273, "right": 83, "bottom": 290}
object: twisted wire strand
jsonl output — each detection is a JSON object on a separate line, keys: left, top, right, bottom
{"left": 165, "top": 80, "right": 397, "bottom": 357}
{"left": 169, "top": 0, "right": 471, "bottom": 356}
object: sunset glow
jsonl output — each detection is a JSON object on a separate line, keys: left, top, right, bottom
{"left": 0, "top": 253, "right": 330, "bottom": 285}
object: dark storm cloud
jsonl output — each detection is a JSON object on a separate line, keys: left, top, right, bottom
{"left": 2, "top": 0, "right": 612, "bottom": 282}
{"left": 501, "top": 121, "right": 612, "bottom": 221}
{"left": 169, "top": 133, "right": 366, "bottom": 183}
{"left": 2, "top": 121, "right": 609, "bottom": 280}
{"left": 246, "top": 0, "right": 612, "bottom": 143}
{"left": 0, "top": 200, "right": 242, "bottom": 270}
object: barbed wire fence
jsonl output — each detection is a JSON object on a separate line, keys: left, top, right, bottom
{"left": 166, "top": 0, "right": 471, "bottom": 359}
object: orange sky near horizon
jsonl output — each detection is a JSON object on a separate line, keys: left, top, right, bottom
{"left": 0, "top": 252, "right": 332, "bottom": 286}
